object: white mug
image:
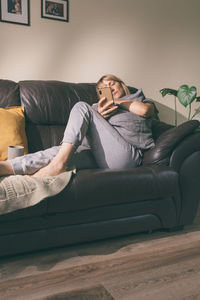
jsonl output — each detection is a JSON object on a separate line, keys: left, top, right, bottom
{"left": 8, "top": 145, "right": 24, "bottom": 160}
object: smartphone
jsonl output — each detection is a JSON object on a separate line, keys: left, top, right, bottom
{"left": 97, "top": 87, "right": 113, "bottom": 104}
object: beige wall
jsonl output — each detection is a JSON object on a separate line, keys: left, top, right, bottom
{"left": 1, "top": 0, "right": 200, "bottom": 123}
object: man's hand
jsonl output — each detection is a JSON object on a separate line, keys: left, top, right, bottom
{"left": 98, "top": 97, "right": 118, "bottom": 119}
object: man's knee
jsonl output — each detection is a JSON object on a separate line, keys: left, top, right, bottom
{"left": 72, "top": 101, "right": 91, "bottom": 116}
{"left": 74, "top": 101, "right": 90, "bottom": 109}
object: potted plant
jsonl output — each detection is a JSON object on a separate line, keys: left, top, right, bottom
{"left": 160, "top": 85, "right": 200, "bottom": 126}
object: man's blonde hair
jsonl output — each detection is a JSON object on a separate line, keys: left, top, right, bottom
{"left": 96, "top": 74, "right": 130, "bottom": 96}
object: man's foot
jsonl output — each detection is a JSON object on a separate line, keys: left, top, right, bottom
{"left": 33, "top": 143, "right": 75, "bottom": 178}
{"left": 32, "top": 162, "right": 66, "bottom": 178}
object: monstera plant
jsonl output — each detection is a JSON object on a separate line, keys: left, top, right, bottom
{"left": 160, "top": 85, "right": 200, "bottom": 126}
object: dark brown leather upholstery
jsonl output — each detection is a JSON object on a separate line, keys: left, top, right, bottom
{"left": 143, "top": 120, "right": 200, "bottom": 166}
{"left": 0, "top": 79, "right": 200, "bottom": 257}
{"left": 0, "top": 80, "right": 20, "bottom": 107}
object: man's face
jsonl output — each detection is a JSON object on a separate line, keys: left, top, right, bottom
{"left": 101, "top": 80, "right": 125, "bottom": 99}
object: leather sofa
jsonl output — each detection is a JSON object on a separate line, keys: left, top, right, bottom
{"left": 0, "top": 79, "right": 200, "bottom": 257}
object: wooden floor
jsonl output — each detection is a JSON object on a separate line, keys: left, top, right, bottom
{"left": 0, "top": 213, "right": 200, "bottom": 300}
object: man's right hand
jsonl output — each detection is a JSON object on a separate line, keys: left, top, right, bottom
{"left": 97, "top": 97, "right": 118, "bottom": 119}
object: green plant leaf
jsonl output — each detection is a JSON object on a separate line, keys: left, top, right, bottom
{"left": 177, "top": 85, "right": 197, "bottom": 107}
{"left": 196, "top": 96, "right": 200, "bottom": 102}
{"left": 160, "top": 88, "right": 177, "bottom": 97}
{"left": 191, "top": 106, "right": 200, "bottom": 119}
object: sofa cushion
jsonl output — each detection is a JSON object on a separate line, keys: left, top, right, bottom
{"left": 0, "top": 107, "right": 28, "bottom": 160}
{"left": 19, "top": 81, "right": 142, "bottom": 126}
{"left": 47, "top": 165, "right": 179, "bottom": 214}
{"left": 19, "top": 81, "right": 99, "bottom": 125}
{"left": 25, "top": 123, "right": 66, "bottom": 153}
{"left": 0, "top": 80, "right": 20, "bottom": 108}
{"left": 151, "top": 119, "right": 174, "bottom": 140}
{"left": 143, "top": 120, "right": 200, "bottom": 166}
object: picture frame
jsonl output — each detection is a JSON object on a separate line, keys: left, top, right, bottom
{"left": 41, "top": 0, "right": 69, "bottom": 22}
{"left": 0, "top": 0, "right": 30, "bottom": 26}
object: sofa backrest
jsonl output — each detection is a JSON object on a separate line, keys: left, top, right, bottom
{"left": 18, "top": 80, "right": 100, "bottom": 152}
{"left": 19, "top": 81, "right": 99, "bottom": 125}
{"left": 0, "top": 80, "right": 20, "bottom": 107}
{"left": 0, "top": 79, "right": 164, "bottom": 155}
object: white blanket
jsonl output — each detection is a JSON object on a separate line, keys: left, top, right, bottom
{"left": 0, "top": 171, "right": 74, "bottom": 215}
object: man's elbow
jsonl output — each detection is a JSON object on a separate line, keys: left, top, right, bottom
{"left": 143, "top": 104, "right": 154, "bottom": 118}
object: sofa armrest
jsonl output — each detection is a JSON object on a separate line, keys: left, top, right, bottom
{"left": 143, "top": 120, "right": 200, "bottom": 166}
{"left": 143, "top": 121, "right": 200, "bottom": 226}
{"left": 169, "top": 132, "right": 200, "bottom": 225}
{"left": 169, "top": 132, "right": 200, "bottom": 170}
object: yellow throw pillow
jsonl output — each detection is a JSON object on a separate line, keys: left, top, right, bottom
{"left": 0, "top": 106, "right": 28, "bottom": 161}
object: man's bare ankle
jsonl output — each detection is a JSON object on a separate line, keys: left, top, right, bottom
{"left": 0, "top": 161, "right": 14, "bottom": 176}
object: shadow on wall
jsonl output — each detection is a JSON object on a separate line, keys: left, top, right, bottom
{"left": 154, "top": 101, "right": 187, "bottom": 126}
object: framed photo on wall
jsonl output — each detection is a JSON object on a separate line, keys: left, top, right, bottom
{"left": 41, "top": 0, "right": 69, "bottom": 22}
{"left": 0, "top": 0, "right": 30, "bottom": 26}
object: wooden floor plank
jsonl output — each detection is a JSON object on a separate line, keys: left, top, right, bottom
{"left": 104, "top": 247, "right": 200, "bottom": 299}
{"left": 0, "top": 226, "right": 200, "bottom": 299}
{"left": 40, "top": 285, "right": 115, "bottom": 300}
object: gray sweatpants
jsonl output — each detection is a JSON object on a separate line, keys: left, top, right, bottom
{"left": 10, "top": 102, "right": 142, "bottom": 175}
